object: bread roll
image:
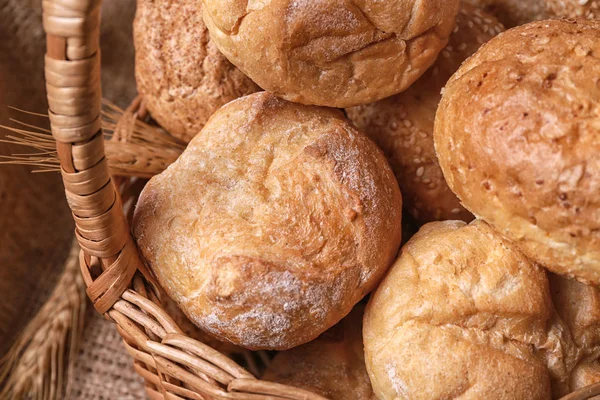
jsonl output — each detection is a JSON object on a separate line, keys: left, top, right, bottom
{"left": 546, "top": 0, "right": 600, "bottom": 19}
{"left": 347, "top": 4, "right": 503, "bottom": 225}
{"left": 550, "top": 274, "right": 600, "bottom": 394}
{"left": 464, "top": 0, "right": 549, "bottom": 26}
{"left": 263, "top": 305, "right": 375, "bottom": 399}
{"left": 133, "top": 92, "right": 403, "bottom": 350}
{"left": 364, "top": 220, "right": 554, "bottom": 400}
{"left": 201, "top": 0, "right": 461, "bottom": 108}
{"left": 134, "top": 0, "right": 260, "bottom": 143}
{"left": 434, "top": 19, "right": 600, "bottom": 284}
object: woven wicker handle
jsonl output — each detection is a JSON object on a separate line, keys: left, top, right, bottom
{"left": 43, "top": 0, "right": 156, "bottom": 314}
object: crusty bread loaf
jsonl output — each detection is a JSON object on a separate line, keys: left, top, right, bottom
{"left": 133, "top": 92, "right": 403, "bottom": 350}
{"left": 134, "top": 0, "right": 260, "bottom": 143}
{"left": 201, "top": 0, "right": 460, "bottom": 108}
{"left": 464, "top": 0, "right": 549, "bottom": 26}
{"left": 347, "top": 4, "right": 503, "bottom": 225}
{"left": 546, "top": 0, "right": 600, "bottom": 19}
{"left": 364, "top": 220, "right": 555, "bottom": 400}
{"left": 434, "top": 19, "right": 600, "bottom": 284}
{"left": 263, "top": 304, "right": 375, "bottom": 399}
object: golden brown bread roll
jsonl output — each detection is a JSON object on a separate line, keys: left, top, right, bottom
{"left": 550, "top": 274, "right": 600, "bottom": 394}
{"left": 347, "top": 4, "right": 503, "bottom": 225}
{"left": 364, "top": 220, "right": 556, "bottom": 399}
{"left": 546, "top": 0, "right": 600, "bottom": 19}
{"left": 263, "top": 305, "right": 375, "bottom": 399}
{"left": 464, "top": 0, "right": 549, "bottom": 26}
{"left": 133, "top": 92, "right": 403, "bottom": 350}
{"left": 434, "top": 19, "right": 600, "bottom": 285}
{"left": 201, "top": 0, "right": 461, "bottom": 108}
{"left": 134, "top": 0, "right": 260, "bottom": 143}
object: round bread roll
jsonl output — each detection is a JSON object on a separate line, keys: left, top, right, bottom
{"left": 546, "top": 0, "right": 600, "bottom": 19}
{"left": 134, "top": 0, "right": 260, "bottom": 143}
{"left": 434, "top": 19, "right": 600, "bottom": 284}
{"left": 201, "top": 0, "right": 461, "bottom": 108}
{"left": 550, "top": 274, "right": 600, "bottom": 394}
{"left": 263, "top": 304, "right": 375, "bottom": 399}
{"left": 364, "top": 220, "right": 555, "bottom": 400}
{"left": 133, "top": 92, "right": 403, "bottom": 350}
{"left": 347, "top": 4, "right": 503, "bottom": 224}
{"left": 464, "top": 0, "right": 549, "bottom": 27}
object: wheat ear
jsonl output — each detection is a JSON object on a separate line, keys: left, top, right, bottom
{"left": 0, "top": 239, "right": 86, "bottom": 400}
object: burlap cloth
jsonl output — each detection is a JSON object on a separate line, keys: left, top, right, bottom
{"left": 0, "top": 0, "right": 146, "bottom": 398}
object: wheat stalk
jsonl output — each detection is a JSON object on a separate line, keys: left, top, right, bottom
{"left": 0, "top": 100, "right": 185, "bottom": 178}
{"left": 0, "top": 239, "right": 85, "bottom": 400}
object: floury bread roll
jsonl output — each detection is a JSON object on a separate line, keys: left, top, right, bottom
{"left": 546, "top": 0, "right": 600, "bottom": 19}
{"left": 202, "top": 0, "right": 461, "bottom": 108}
{"left": 550, "top": 274, "right": 600, "bottom": 393}
{"left": 363, "top": 220, "right": 556, "bottom": 399}
{"left": 347, "top": 4, "right": 503, "bottom": 224}
{"left": 133, "top": 92, "right": 403, "bottom": 350}
{"left": 134, "top": 0, "right": 260, "bottom": 143}
{"left": 434, "top": 19, "right": 600, "bottom": 284}
{"left": 263, "top": 305, "right": 375, "bottom": 399}
{"left": 464, "top": 0, "right": 549, "bottom": 26}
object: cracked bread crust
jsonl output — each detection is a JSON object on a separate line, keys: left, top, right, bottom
{"left": 434, "top": 19, "right": 600, "bottom": 284}
{"left": 346, "top": 4, "right": 503, "bottom": 225}
{"left": 550, "top": 274, "right": 600, "bottom": 394}
{"left": 201, "top": 0, "right": 460, "bottom": 107}
{"left": 133, "top": 92, "right": 403, "bottom": 350}
{"left": 364, "top": 220, "right": 553, "bottom": 400}
{"left": 134, "top": 0, "right": 260, "bottom": 143}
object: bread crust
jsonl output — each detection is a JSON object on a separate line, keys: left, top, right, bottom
{"left": 201, "top": 0, "right": 460, "bottom": 108}
{"left": 364, "top": 220, "right": 553, "bottom": 399}
{"left": 133, "top": 92, "right": 402, "bottom": 350}
{"left": 347, "top": 4, "right": 503, "bottom": 225}
{"left": 134, "top": 0, "right": 260, "bottom": 143}
{"left": 434, "top": 18, "right": 600, "bottom": 284}
{"left": 550, "top": 274, "right": 600, "bottom": 394}
{"left": 263, "top": 304, "right": 375, "bottom": 399}
{"left": 546, "top": 0, "right": 600, "bottom": 20}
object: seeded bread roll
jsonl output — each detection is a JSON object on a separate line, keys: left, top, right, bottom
{"left": 363, "top": 220, "right": 554, "bottom": 399}
{"left": 134, "top": 0, "right": 260, "bottom": 143}
{"left": 464, "top": 0, "right": 549, "bottom": 27}
{"left": 434, "top": 19, "right": 600, "bottom": 284}
{"left": 201, "top": 0, "right": 460, "bottom": 108}
{"left": 133, "top": 92, "right": 403, "bottom": 350}
{"left": 263, "top": 305, "right": 375, "bottom": 399}
{"left": 347, "top": 4, "right": 503, "bottom": 224}
{"left": 546, "top": 0, "right": 600, "bottom": 19}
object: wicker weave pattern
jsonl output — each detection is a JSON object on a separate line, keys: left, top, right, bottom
{"left": 40, "top": 0, "right": 326, "bottom": 398}
{"left": 38, "top": 0, "right": 600, "bottom": 399}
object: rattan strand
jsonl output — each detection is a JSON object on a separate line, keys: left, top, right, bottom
{"left": 38, "top": 0, "right": 600, "bottom": 399}
{"left": 40, "top": 0, "right": 327, "bottom": 398}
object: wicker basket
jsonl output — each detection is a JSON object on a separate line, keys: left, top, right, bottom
{"left": 39, "top": 0, "right": 600, "bottom": 399}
